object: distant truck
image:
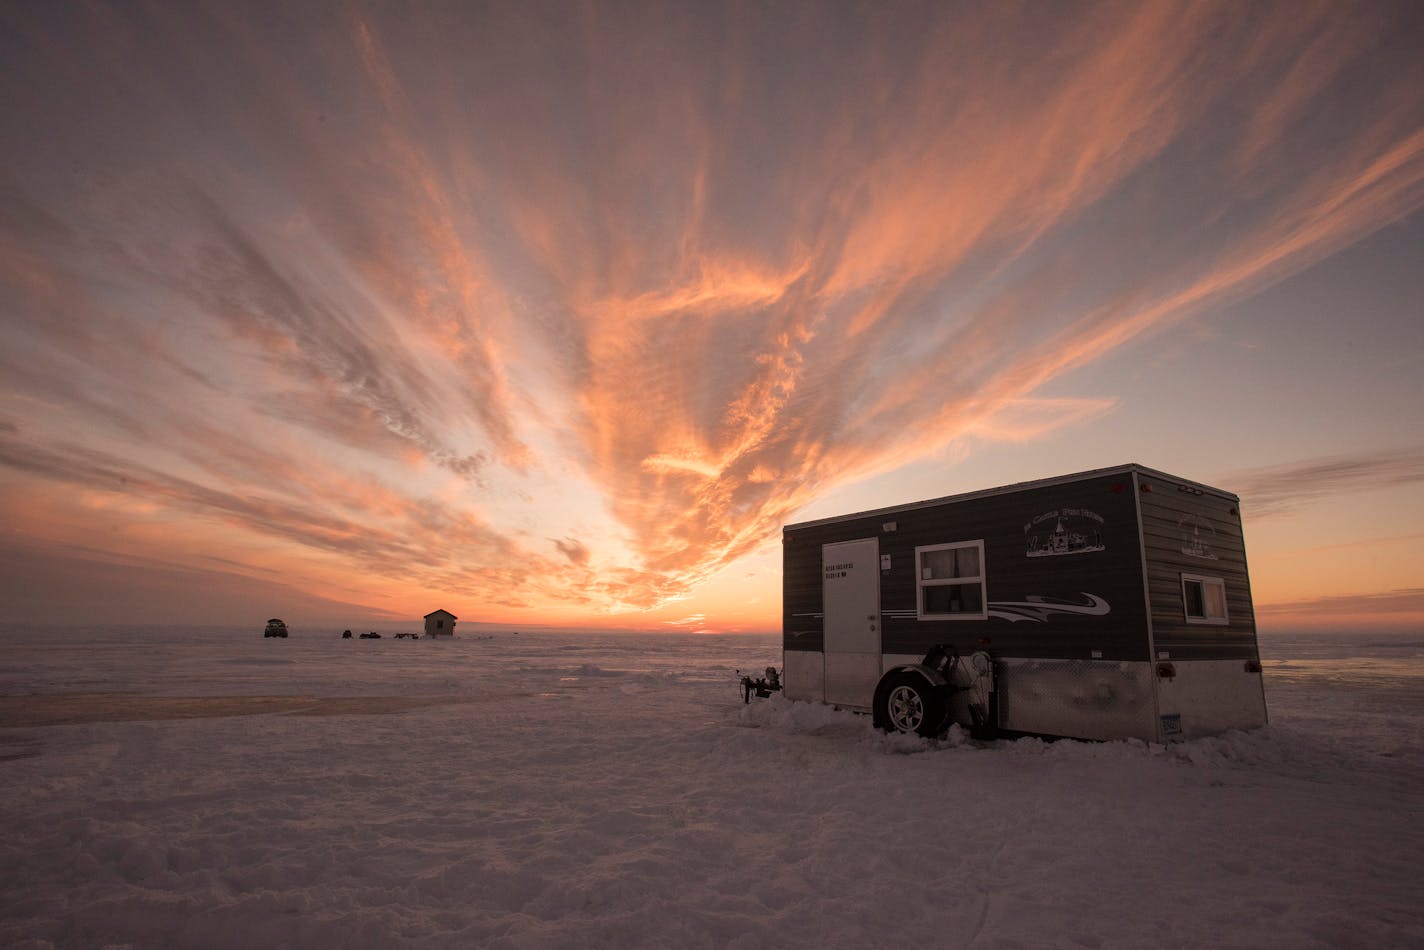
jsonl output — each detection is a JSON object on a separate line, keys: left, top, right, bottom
{"left": 263, "top": 619, "right": 289, "bottom": 638}
{"left": 781, "top": 464, "right": 1267, "bottom": 743}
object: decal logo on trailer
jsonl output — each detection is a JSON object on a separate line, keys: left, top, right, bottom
{"left": 1178, "top": 514, "right": 1219, "bottom": 561}
{"left": 1024, "top": 508, "right": 1106, "bottom": 557}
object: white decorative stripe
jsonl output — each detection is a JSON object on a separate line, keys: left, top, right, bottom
{"left": 986, "top": 593, "right": 1110, "bottom": 623}
{"left": 805, "top": 596, "right": 1111, "bottom": 626}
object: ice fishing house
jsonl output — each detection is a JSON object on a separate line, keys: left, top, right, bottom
{"left": 781, "top": 465, "right": 1268, "bottom": 743}
{"left": 424, "top": 609, "right": 458, "bottom": 638}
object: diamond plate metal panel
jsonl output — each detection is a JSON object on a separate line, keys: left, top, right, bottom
{"left": 997, "top": 658, "right": 1157, "bottom": 741}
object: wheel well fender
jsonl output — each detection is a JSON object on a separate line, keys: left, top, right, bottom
{"left": 872, "top": 664, "right": 947, "bottom": 711}
{"left": 882, "top": 663, "right": 948, "bottom": 689}
{"left": 873, "top": 665, "right": 954, "bottom": 735}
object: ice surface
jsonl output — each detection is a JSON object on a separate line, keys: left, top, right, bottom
{"left": 1, "top": 626, "right": 1421, "bottom": 947}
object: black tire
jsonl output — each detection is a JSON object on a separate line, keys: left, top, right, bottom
{"left": 873, "top": 672, "right": 948, "bottom": 738}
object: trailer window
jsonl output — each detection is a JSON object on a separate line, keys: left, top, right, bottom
{"left": 916, "top": 541, "right": 987, "bottom": 620}
{"left": 1182, "top": 574, "right": 1228, "bottom": 625}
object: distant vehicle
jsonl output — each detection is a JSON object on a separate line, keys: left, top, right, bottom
{"left": 264, "top": 619, "right": 289, "bottom": 638}
{"left": 360, "top": 631, "right": 381, "bottom": 639}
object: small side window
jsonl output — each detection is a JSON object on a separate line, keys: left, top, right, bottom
{"left": 916, "top": 541, "right": 987, "bottom": 620}
{"left": 1182, "top": 574, "right": 1228, "bottom": 625}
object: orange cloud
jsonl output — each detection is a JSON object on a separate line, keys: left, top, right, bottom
{"left": 1, "top": 2, "right": 1420, "bottom": 625}
{"left": 535, "top": 3, "right": 1423, "bottom": 613}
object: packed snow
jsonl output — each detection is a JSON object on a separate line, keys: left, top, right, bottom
{"left": 1, "top": 625, "right": 1421, "bottom": 948}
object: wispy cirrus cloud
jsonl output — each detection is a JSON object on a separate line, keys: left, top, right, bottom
{"left": 0, "top": 427, "right": 610, "bottom": 614}
{"left": 1230, "top": 451, "right": 1424, "bottom": 519}
{"left": 1255, "top": 588, "right": 1424, "bottom": 632}
{"left": 0, "top": 1, "right": 1420, "bottom": 622}
{"left": 513, "top": 2, "right": 1424, "bottom": 594}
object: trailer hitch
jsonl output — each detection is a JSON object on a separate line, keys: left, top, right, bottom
{"left": 738, "top": 666, "right": 782, "bottom": 703}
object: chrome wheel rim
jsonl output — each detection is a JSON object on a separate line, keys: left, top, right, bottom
{"left": 887, "top": 684, "right": 924, "bottom": 732}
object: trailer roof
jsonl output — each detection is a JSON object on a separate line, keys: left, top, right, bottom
{"left": 783, "top": 463, "right": 1240, "bottom": 532}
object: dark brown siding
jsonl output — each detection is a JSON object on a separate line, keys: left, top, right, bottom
{"left": 784, "top": 469, "right": 1151, "bottom": 661}
{"left": 782, "top": 523, "right": 826, "bottom": 651}
{"left": 1136, "top": 472, "right": 1259, "bottom": 661}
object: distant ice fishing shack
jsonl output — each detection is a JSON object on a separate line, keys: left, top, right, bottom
{"left": 781, "top": 465, "right": 1267, "bottom": 743}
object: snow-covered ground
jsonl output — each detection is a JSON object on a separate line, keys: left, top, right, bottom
{"left": 1, "top": 625, "right": 1421, "bottom": 948}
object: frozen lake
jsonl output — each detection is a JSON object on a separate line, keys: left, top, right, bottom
{"left": 1, "top": 625, "right": 1421, "bottom": 947}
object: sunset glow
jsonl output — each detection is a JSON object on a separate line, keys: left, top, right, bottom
{"left": 2, "top": 2, "right": 1421, "bottom": 631}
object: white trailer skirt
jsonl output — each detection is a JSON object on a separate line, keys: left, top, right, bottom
{"left": 1154, "top": 659, "right": 1268, "bottom": 740}
{"left": 994, "top": 659, "right": 1158, "bottom": 741}
{"left": 783, "top": 649, "right": 824, "bottom": 703}
{"left": 782, "top": 652, "right": 1268, "bottom": 742}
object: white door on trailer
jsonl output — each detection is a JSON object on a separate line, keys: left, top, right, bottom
{"left": 822, "top": 538, "right": 881, "bottom": 708}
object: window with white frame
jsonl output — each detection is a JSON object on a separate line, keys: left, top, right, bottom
{"left": 1182, "top": 573, "right": 1228, "bottom": 625}
{"left": 916, "top": 541, "right": 986, "bottom": 620}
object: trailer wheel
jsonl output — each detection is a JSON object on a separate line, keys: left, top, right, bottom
{"left": 874, "top": 672, "right": 947, "bottom": 738}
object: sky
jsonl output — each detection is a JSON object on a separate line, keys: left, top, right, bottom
{"left": 1, "top": 1, "right": 1421, "bottom": 633}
